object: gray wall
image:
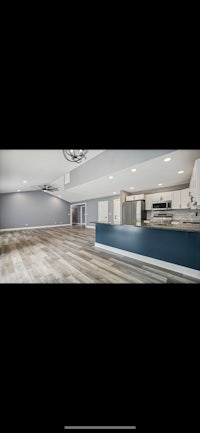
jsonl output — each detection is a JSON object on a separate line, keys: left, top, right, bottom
{"left": 0, "top": 190, "right": 71, "bottom": 229}
{"left": 72, "top": 195, "right": 120, "bottom": 227}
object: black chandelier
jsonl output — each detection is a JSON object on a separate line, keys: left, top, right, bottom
{"left": 63, "top": 149, "right": 88, "bottom": 163}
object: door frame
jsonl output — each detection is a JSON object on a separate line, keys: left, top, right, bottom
{"left": 80, "top": 204, "right": 86, "bottom": 225}
{"left": 113, "top": 198, "right": 120, "bottom": 224}
{"left": 70, "top": 203, "right": 87, "bottom": 226}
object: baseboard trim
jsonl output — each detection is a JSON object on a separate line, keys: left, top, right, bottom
{"left": 95, "top": 242, "right": 200, "bottom": 279}
{"left": 86, "top": 225, "right": 95, "bottom": 229}
{"left": 0, "top": 224, "right": 71, "bottom": 232}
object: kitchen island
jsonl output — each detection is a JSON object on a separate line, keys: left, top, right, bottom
{"left": 93, "top": 223, "right": 200, "bottom": 278}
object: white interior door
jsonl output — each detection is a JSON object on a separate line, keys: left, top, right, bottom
{"left": 113, "top": 198, "right": 120, "bottom": 224}
{"left": 98, "top": 200, "right": 108, "bottom": 223}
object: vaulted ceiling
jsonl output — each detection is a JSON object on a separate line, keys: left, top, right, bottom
{"left": 0, "top": 148, "right": 200, "bottom": 202}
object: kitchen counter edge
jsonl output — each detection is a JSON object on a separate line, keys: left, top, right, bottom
{"left": 89, "top": 222, "right": 200, "bottom": 232}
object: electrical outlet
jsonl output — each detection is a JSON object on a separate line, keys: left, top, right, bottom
{"left": 25, "top": 223, "right": 28, "bottom": 226}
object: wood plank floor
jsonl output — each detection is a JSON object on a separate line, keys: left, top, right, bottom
{"left": 0, "top": 226, "right": 199, "bottom": 284}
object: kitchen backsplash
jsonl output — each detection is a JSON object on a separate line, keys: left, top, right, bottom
{"left": 146, "top": 209, "right": 200, "bottom": 222}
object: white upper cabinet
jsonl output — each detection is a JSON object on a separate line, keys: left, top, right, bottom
{"left": 171, "top": 189, "right": 190, "bottom": 209}
{"left": 126, "top": 194, "right": 145, "bottom": 201}
{"left": 126, "top": 195, "right": 136, "bottom": 201}
{"left": 180, "top": 188, "right": 190, "bottom": 209}
{"left": 145, "top": 194, "right": 154, "bottom": 210}
{"left": 160, "top": 191, "right": 172, "bottom": 201}
{"left": 189, "top": 159, "right": 200, "bottom": 207}
{"left": 196, "top": 160, "right": 200, "bottom": 206}
{"left": 171, "top": 190, "right": 181, "bottom": 209}
{"left": 152, "top": 192, "right": 160, "bottom": 203}
{"left": 145, "top": 191, "right": 172, "bottom": 210}
{"left": 135, "top": 194, "right": 145, "bottom": 200}
{"left": 152, "top": 191, "right": 172, "bottom": 202}
{"left": 145, "top": 189, "right": 191, "bottom": 210}
{"left": 160, "top": 189, "right": 190, "bottom": 209}
{"left": 189, "top": 164, "right": 195, "bottom": 198}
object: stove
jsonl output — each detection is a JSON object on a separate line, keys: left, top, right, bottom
{"left": 151, "top": 213, "right": 173, "bottom": 225}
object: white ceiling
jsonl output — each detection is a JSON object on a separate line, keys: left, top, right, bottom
{"left": 0, "top": 149, "right": 200, "bottom": 202}
{"left": 0, "top": 149, "right": 105, "bottom": 193}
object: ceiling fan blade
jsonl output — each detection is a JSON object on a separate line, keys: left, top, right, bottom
{"left": 46, "top": 186, "right": 59, "bottom": 190}
{"left": 48, "top": 189, "right": 59, "bottom": 192}
{"left": 31, "top": 184, "right": 60, "bottom": 191}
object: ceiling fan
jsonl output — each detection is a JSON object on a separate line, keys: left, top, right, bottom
{"left": 32, "top": 184, "right": 60, "bottom": 192}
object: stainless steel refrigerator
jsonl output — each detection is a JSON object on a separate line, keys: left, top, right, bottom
{"left": 122, "top": 200, "right": 146, "bottom": 226}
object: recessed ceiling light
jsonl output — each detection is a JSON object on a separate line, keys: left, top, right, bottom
{"left": 23, "top": 180, "right": 27, "bottom": 183}
{"left": 164, "top": 157, "right": 171, "bottom": 162}
{"left": 131, "top": 168, "right": 136, "bottom": 172}
{"left": 178, "top": 170, "right": 184, "bottom": 174}
{"left": 158, "top": 183, "right": 163, "bottom": 186}
{"left": 59, "top": 195, "right": 62, "bottom": 198}
{"left": 109, "top": 176, "right": 114, "bottom": 179}
{"left": 130, "top": 187, "right": 134, "bottom": 190}
{"left": 17, "top": 189, "right": 21, "bottom": 192}
{"left": 113, "top": 192, "right": 117, "bottom": 194}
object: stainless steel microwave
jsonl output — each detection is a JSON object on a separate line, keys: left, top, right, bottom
{"left": 152, "top": 201, "right": 172, "bottom": 209}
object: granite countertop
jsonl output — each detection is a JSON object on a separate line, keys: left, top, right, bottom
{"left": 91, "top": 222, "right": 200, "bottom": 232}
{"left": 141, "top": 222, "right": 200, "bottom": 232}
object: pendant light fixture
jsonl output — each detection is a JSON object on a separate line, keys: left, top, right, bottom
{"left": 63, "top": 149, "right": 88, "bottom": 163}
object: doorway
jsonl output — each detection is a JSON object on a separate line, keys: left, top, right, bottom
{"left": 71, "top": 204, "right": 86, "bottom": 226}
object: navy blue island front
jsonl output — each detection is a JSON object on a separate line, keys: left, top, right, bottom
{"left": 95, "top": 223, "right": 200, "bottom": 277}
